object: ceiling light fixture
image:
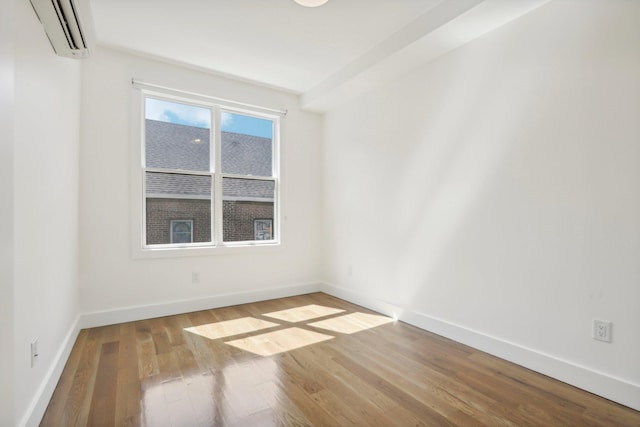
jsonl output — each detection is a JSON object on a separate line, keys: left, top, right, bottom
{"left": 294, "top": 0, "right": 328, "bottom": 7}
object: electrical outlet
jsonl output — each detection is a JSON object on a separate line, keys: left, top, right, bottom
{"left": 192, "top": 272, "right": 200, "bottom": 284}
{"left": 593, "top": 320, "right": 612, "bottom": 343}
{"left": 31, "top": 339, "right": 39, "bottom": 367}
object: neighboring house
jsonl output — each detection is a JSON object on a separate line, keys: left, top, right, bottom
{"left": 144, "top": 119, "right": 274, "bottom": 244}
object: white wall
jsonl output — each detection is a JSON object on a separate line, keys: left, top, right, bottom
{"left": 0, "top": 0, "right": 15, "bottom": 423}
{"left": 10, "top": 0, "right": 638, "bottom": 421}
{"left": 79, "top": 48, "right": 323, "bottom": 315}
{"left": 13, "top": 0, "right": 82, "bottom": 424}
{"left": 322, "top": 0, "right": 639, "bottom": 408}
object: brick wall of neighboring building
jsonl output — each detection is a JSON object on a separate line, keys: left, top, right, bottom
{"left": 146, "top": 198, "right": 273, "bottom": 244}
{"left": 146, "top": 198, "right": 211, "bottom": 245}
{"left": 223, "top": 200, "right": 274, "bottom": 242}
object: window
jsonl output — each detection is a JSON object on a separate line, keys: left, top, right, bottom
{"left": 254, "top": 219, "right": 273, "bottom": 240}
{"left": 170, "top": 220, "right": 193, "bottom": 243}
{"left": 136, "top": 88, "right": 280, "bottom": 252}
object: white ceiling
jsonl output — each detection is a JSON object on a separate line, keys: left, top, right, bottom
{"left": 90, "top": 0, "right": 550, "bottom": 111}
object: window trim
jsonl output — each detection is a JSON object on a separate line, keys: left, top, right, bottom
{"left": 130, "top": 84, "right": 283, "bottom": 259}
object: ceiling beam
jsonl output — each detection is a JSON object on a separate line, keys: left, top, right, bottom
{"left": 301, "top": 0, "right": 550, "bottom": 113}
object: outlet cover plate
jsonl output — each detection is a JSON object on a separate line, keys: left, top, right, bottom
{"left": 593, "top": 319, "right": 612, "bottom": 343}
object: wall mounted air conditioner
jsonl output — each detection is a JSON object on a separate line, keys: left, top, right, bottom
{"left": 29, "top": 0, "right": 96, "bottom": 59}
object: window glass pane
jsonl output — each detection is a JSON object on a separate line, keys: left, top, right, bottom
{"left": 145, "top": 98, "right": 211, "bottom": 171}
{"left": 223, "top": 177, "right": 274, "bottom": 242}
{"left": 146, "top": 172, "right": 211, "bottom": 245}
{"left": 221, "top": 111, "right": 273, "bottom": 176}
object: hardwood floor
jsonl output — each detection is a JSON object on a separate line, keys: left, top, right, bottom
{"left": 41, "top": 293, "right": 640, "bottom": 426}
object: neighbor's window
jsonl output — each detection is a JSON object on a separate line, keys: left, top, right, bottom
{"left": 141, "top": 94, "right": 278, "bottom": 249}
{"left": 170, "top": 220, "right": 193, "bottom": 244}
{"left": 254, "top": 219, "right": 273, "bottom": 240}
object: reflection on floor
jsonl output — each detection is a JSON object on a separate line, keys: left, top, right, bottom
{"left": 141, "top": 357, "right": 281, "bottom": 426}
{"left": 184, "top": 316, "right": 279, "bottom": 340}
{"left": 262, "top": 304, "right": 345, "bottom": 322}
{"left": 309, "top": 311, "right": 394, "bottom": 334}
{"left": 184, "top": 303, "right": 393, "bottom": 357}
{"left": 226, "top": 327, "right": 334, "bottom": 356}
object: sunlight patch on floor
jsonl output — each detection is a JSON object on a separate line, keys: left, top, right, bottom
{"left": 262, "top": 304, "right": 345, "bottom": 323}
{"left": 308, "top": 312, "right": 394, "bottom": 334}
{"left": 225, "top": 327, "right": 334, "bottom": 356}
{"left": 184, "top": 317, "right": 279, "bottom": 340}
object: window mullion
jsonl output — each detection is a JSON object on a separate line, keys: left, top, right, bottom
{"left": 213, "top": 106, "right": 223, "bottom": 245}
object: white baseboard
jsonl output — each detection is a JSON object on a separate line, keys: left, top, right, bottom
{"left": 20, "top": 315, "right": 81, "bottom": 427}
{"left": 80, "top": 282, "right": 322, "bottom": 329}
{"left": 320, "top": 282, "right": 640, "bottom": 412}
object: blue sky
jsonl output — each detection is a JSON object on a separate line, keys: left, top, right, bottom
{"left": 145, "top": 98, "right": 273, "bottom": 138}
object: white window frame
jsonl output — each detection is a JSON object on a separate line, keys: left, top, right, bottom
{"left": 130, "top": 82, "right": 283, "bottom": 259}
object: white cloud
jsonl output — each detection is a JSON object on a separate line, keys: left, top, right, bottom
{"left": 145, "top": 98, "right": 211, "bottom": 128}
{"left": 220, "top": 111, "right": 233, "bottom": 128}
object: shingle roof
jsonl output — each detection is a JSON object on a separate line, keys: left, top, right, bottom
{"left": 145, "top": 120, "right": 210, "bottom": 171}
{"left": 145, "top": 119, "right": 272, "bottom": 175}
{"left": 145, "top": 172, "right": 211, "bottom": 198}
{"left": 145, "top": 173, "right": 274, "bottom": 200}
{"left": 222, "top": 132, "right": 272, "bottom": 176}
{"left": 145, "top": 120, "right": 274, "bottom": 200}
{"left": 223, "top": 178, "right": 274, "bottom": 200}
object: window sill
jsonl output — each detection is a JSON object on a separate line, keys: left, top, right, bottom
{"left": 131, "top": 241, "right": 282, "bottom": 260}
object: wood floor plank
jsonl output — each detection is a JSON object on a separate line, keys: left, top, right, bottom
{"left": 340, "top": 323, "right": 529, "bottom": 425}
{"left": 114, "top": 323, "right": 141, "bottom": 427}
{"left": 325, "top": 327, "right": 498, "bottom": 426}
{"left": 59, "top": 327, "right": 103, "bottom": 426}
{"left": 275, "top": 374, "right": 343, "bottom": 426}
{"left": 316, "top": 354, "right": 431, "bottom": 427}
{"left": 87, "top": 341, "right": 120, "bottom": 427}
{"left": 330, "top": 351, "right": 458, "bottom": 426}
{"left": 137, "top": 338, "right": 158, "bottom": 380}
{"left": 280, "top": 350, "right": 401, "bottom": 427}
{"left": 162, "top": 314, "right": 186, "bottom": 347}
{"left": 40, "top": 293, "right": 640, "bottom": 427}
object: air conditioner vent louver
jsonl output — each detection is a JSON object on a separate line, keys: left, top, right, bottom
{"left": 54, "top": 0, "right": 84, "bottom": 50}
{"left": 29, "top": 0, "right": 95, "bottom": 59}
